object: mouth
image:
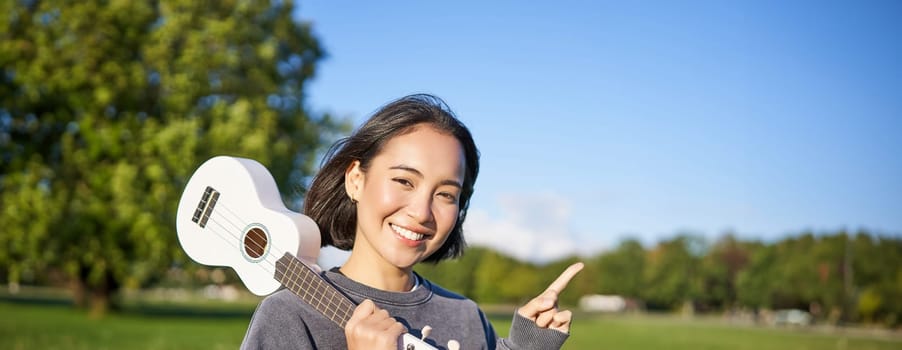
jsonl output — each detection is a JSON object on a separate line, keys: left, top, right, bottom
{"left": 391, "top": 223, "right": 427, "bottom": 242}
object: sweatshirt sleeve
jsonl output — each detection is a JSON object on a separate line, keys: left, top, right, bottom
{"left": 495, "top": 311, "right": 570, "bottom": 350}
{"left": 240, "top": 295, "right": 316, "bottom": 350}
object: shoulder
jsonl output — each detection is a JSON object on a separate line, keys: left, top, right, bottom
{"left": 256, "top": 289, "right": 306, "bottom": 314}
{"left": 243, "top": 289, "right": 347, "bottom": 349}
{"left": 247, "top": 288, "right": 336, "bottom": 332}
{"left": 241, "top": 290, "right": 314, "bottom": 349}
{"left": 246, "top": 289, "right": 312, "bottom": 329}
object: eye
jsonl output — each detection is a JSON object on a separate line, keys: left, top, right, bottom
{"left": 393, "top": 178, "right": 413, "bottom": 188}
{"left": 437, "top": 191, "right": 458, "bottom": 203}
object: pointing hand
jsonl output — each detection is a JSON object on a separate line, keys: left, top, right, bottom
{"left": 517, "top": 262, "right": 584, "bottom": 333}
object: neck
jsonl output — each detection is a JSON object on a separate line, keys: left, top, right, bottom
{"left": 341, "top": 249, "right": 416, "bottom": 292}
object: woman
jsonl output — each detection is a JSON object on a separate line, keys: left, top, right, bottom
{"left": 241, "top": 94, "right": 582, "bottom": 349}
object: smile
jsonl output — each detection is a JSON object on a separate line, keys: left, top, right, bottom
{"left": 391, "top": 224, "right": 426, "bottom": 241}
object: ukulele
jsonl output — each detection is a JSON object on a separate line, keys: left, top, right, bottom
{"left": 175, "top": 156, "right": 440, "bottom": 350}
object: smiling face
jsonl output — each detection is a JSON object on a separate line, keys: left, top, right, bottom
{"left": 345, "top": 124, "right": 466, "bottom": 271}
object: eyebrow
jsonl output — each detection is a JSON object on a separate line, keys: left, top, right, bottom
{"left": 389, "top": 165, "right": 462, "bottom": 188}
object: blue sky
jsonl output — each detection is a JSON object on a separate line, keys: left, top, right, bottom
{"left": 294, "top": 1, "right": 902, "bottom": 264}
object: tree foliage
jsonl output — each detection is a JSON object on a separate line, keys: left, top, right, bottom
{"left": 594, "top": 239, "right": 645, "bottom": 297}
{"left": 695, "top": 234, "right": 754, "bottom": 310}
{"left": 0, "top": 0, "right": 342, "bottom": 314}
{"left": 641, "top": 235, "right": 704, "bottom": 310}
{"left": 417, "top": 230, "right": 900, "bottom": 327}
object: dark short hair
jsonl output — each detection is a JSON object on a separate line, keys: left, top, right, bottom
{"left": 304, "top": 94, "right": 480, "bottom": 263}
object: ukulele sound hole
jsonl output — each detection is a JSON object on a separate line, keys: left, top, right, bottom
{"left": 243, "top": 227, "right": 269, "bottom": 260}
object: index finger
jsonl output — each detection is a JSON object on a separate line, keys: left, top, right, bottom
{"left": 545, "top": 262, "right": 584, "bottom": 294}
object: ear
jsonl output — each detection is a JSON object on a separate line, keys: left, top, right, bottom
{"left": 344, "top": 160, "right": 363, "bottom": 202}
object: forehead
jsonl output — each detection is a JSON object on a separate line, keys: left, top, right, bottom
{"left": 373, "top": 125, "right": 465, "bottom": 180}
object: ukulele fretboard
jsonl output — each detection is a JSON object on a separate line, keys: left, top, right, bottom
{"left": 274, "top": 253, "right": 355, "bottom": 328}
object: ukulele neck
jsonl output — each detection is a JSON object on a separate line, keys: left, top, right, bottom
{"left": 273, "top": 253, "right": 356, "bottom": 328}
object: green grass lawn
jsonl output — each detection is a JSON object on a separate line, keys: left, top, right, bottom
{"left": 0, "top": 301, "right": 251, "bottom": 350}
{"left": 1, "top": 301, "right": 899, "bottom": 349}
{"left": 493, "top": 313, "right": 901, "bottom": 350}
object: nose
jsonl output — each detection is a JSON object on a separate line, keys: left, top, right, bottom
{"left": 406, "top": 192, "right": 434, "bottom": 225}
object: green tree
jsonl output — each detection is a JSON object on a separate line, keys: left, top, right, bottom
{"left": 500, "top": 263, "right": 541, "bottom": 303}
{"left": 416, "top": 246, "right": 492, "bottom": 298}
{"left": 852, "top": 232, "right": 902, "bottom": 326}
{"left": 471, "top": 249, "right": 521, "bottom": 303}
{"left": 594, "top": 239, "right": 645, "bottom": 298}
{"left": 0, "top": 0, "right": 342, "bottom": 315}
{"left": 734, "top": 231, "right": 897, "bottom": 324}
{"left": 736, "top": 243, "right": 776, "bottom": 309}
{"left": 641, "top": 234, "right": 705, "bottom": 311}
{"left": 695, "top": 233, "right": 753, "bottom": 311}
{"left": 809, "top": 232, "right": 851, "bottom": 321}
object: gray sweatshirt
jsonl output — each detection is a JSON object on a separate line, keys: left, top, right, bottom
{"left": 240, "top": 269, "right": 569, "bottom": 349}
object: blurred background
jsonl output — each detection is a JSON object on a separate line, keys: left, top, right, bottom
{"left": 1, "top": 0, "right": 900, "bottom": 349}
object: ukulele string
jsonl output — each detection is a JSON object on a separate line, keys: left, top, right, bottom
{"left": 202, "top": 210, "right": 351, "bottom": 322}
{"left": 206, "top": 204, "right": 355, "bottom": 320}
{"left": 187, "top": 195, "right": 358, "bottom": 324}
{"left": 214, "top": 204, "right": 326, "bottom": 279}
{"left": 216, "top": 201, "right": 292, "bottom": 265}
{"left": 197, "top": 203, "right": 289, "bottom": 277}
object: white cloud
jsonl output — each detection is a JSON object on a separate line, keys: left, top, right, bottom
{"left": 464, "top": 192, "right": 598, "bottom": 263}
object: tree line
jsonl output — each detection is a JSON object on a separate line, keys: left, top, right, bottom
{"left": 416, "top": 231, "right": 902, "bottom": 327}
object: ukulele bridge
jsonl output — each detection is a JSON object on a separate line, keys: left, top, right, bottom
{"left": 192, "top": 186, "right": 220, "bottom": 228}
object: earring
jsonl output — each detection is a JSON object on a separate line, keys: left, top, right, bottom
{"left": 349, "top": 195, "right": 357, "bottom": 204}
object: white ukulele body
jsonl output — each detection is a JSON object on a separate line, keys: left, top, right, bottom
{"left": 175, "top": 156, "right": 321, "bottom": 296}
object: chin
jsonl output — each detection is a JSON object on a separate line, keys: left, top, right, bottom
{"left": 394, "top": 256, "right": 423, "bottom": 269}
{"left": 386, "top": 252, "right": 427, "bottom": 270}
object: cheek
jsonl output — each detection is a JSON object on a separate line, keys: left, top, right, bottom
{"left": 372, "top": 183, "right": 404, "bottom": 208}
{"left": 361, "top": 182, "right": 407, "bottom": 223}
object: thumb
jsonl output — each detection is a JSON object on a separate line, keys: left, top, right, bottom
{"left": 350, "top": 299, "right": 376, "bottom": 320}
{"left": 517, "top": 290, "right": 558, "bottom": 320}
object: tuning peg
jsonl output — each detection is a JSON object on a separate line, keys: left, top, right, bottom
{"left": 421, "top": 325, "right": 432, "bottom": 341}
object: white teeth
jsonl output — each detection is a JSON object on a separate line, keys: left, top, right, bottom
{"left": 392, "top": 224, "right": 424, "bottom": 241}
